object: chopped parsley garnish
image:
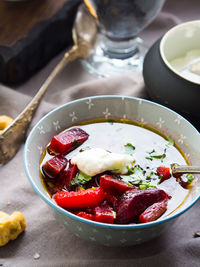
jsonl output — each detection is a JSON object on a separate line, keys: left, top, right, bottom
{"left": 120, "top": 165, "right": 160, "bottom": 189}
{"left": 109, "top": 168, "right": 120, "bottom": 172}
{"left": 108, "top": 119, "right": 114, "bottom": 125}
{"left": 149, "top": 149, "right": 155, "bottom": 154}
{"left": 124, "top": 143, "right": 135, "bottom": 154}
{"left": 120, "top": 165, "right": 145, "bottom": 185}
{"left": 126, "top": 165, "right": 134, "bottom": 174}
{"left": 72, "top": 139, "right": 82, "bottom": 148}
{"left": 146, "top": 154, "right": 166, "bottom": 161}
{"left": 139, "top": 184, "right": 156, "bottom": 190}
{"left": 70, "top": 171, "right": 92, "bottom": 186}
{"left": 146, "top": 148, "right": 166, "bottom": 162}
{"left": 166, "top": 137, "right": 174, "bottom": 147}
{"left": 186, "top": 174, "right": 194, "bottom": 184}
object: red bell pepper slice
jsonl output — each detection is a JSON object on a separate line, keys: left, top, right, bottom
{"left": 75, "top": 211, "right": 94, "bottom": 221}
{"left": 157, "top": 166, "right": 171, "bottom": 183}
{"left": 100, "top": 174, "right": 135, "bottom": 195}
{"left": 94, "top": 202, "right": 115, "bottom": 224}
{"left": 54, "top": 187, "right": 105, "bottom": 209}
{"left": 42, "top": 155, "right": 67, "bottom": 178}
{"left": 139, "top": 200, "right": 168, "bottom": 223}
{"left": 49, "top": 128, "right": 89, "bottom": 154}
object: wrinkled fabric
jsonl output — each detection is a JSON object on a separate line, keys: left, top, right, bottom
{"left": 1, "top": 0, "right": 200, "bottom": 266}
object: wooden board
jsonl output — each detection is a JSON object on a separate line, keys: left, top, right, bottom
{"left": 0, "top": 0, "right": 81, "bottom": 85}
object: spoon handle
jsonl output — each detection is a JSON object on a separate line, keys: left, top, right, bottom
{"left": 0, "top": 45, "right": 80, "bottom": 164}
{"left": 171, "top": 163, "right": 200, "bottom": 174}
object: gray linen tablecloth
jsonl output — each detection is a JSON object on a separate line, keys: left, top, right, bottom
{"left": 1, "top": 0, "right": 200, "bottom": 266}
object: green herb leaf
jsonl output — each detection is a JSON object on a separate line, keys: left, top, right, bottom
{"left": 139, "top": 184, "right": 148, "bottom": 189}
{"left": 70, "top": 171, "right": 92, "bottom": 186}
{"left": 126, "top": 165, "right": 134, "bottom": 174}
{"left": 72, "top": 139, "right": 82, "bottom": 148}
{"left": 121, "top": 165, "right": 145, "bottom": 185}
{"left": 187, "top": 174, "right": 194, "bottom": 184}
{"left": 109, "top": 168, "right": 120, "bottom": 172}
{"left": 139, "top": 183, "right": 156, "bottom": 190}
{"left": 145, "top": 153, "right": 166, "bottom": 162}
{"left": 124, "top": 143, "right": 135, "bottom": 154}
{"left": 108, "top": 119, "right": 114, "bottom": 125}
{"left": 148, "top": 149, "right": 155, "bottom": 154}
{"left": 167, "top": 137, "right": 174, "bottom": 146}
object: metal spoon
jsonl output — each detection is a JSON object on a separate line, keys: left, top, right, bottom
{"left": 171, "top": 163, "right": 200, "bottom": 175}
{"left": 0, "top": 4, "right": 97, "bottom": 165}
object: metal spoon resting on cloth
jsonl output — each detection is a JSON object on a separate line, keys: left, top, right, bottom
{"left": 0, "top": 5, "right": 97, "bottom": 165}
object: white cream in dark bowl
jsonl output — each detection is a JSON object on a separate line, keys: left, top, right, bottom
{"left": 160, "top": 20, "right": 200, "bottom": 85}
{"left": 143, "top": 21, "right": 200, "bottom": 118}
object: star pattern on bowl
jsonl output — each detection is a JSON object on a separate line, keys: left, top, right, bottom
{"left": 37, "top": 146, "right": 43, "bottom": 155}
{"left": 120, "top": 238, "right": 127, "bottom": 244}
{"left": 178, "top": 134, "right": 186, "bottom": 144}
{"left": 185, "top": 153, "right": 190, "bottom": 159}
{"left": 105, "top": 235, "right": 112, "bottom": 240}
{"left": 69, "top": 112, "right": 77, "bottom": 122}
{"left": 63, "top": 221, "right": 69, "bottom": 226}
{"left": 174, "top": 116, "right": 182, "bottom": 125}
{"left": 123, "top": 114, "right": 127, "bottom": 119}
{"left": 77, "top": 226, "right": 83, "bottom": 232}
{"left": 103, "top": 108, "right": 111, "bottom": 118}
{"left": 156, "top": 118, "right": 165, "bottom": 128}
{"left": 89, "top": 236, "right": 96, "bottom": 242}
{"left": 86, "top": 98, "right": 94, "bottom": 110}
{"left": 53, "top": 121, "right": 61, "bottom": 131}
{"left": 140, "top": 117, "right": 146, "bottom": 124}
{"left": 38, "top": 125, "right": 45, "bottom": 134}
{"left": 92, "top": 228, "right": 99, "bottom": 233}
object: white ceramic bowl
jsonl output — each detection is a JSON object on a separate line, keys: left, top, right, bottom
{"left": 24, "top": 95, "right": 200, "bottom": 246}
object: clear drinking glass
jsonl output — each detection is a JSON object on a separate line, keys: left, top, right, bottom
{"left": 83, "top": 0, "right": 165, "bottom": 77}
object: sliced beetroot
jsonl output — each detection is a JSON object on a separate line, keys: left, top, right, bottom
{"left": 49, "top": 128, "right": 89, "bottom": 154}
{"left": 42, "top": 155, "right": 67, "bottom": 178}
{"left": 115, "top": 188, "right": 170, "bottom": 224}
{"left": 139, "top": 200, "right": 168, "bottom": 223}
{"left": 157, "top": 166, "right": 171, "bottom": 183}
{"left": 94, "top": 202, "right": 115, "bottom": 224}
{"left": 56, "top": 161, "right": 78, "bottom": 191}
{"left": 104, "top": 192, "right": 118, "bottom": 209}
{"left": 100, "top": 174, "right": 135, "bottom": 195}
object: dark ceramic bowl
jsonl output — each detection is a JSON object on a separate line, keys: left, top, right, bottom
{"left": 143, "top": 21, "right": 200, "bottom": 119}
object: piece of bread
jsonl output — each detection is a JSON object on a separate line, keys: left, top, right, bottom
{"left": 0, "top": 211, "right": 26, "bottom": 246}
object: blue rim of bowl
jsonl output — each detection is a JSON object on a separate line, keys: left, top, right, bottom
{"left": 24, "top": 95, "right": 200, "bottom": 229}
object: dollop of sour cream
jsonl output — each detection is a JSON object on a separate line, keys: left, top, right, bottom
{"left": 71, "top": 148, "right": 135, "bottom": 176}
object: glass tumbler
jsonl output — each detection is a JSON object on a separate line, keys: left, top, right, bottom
{"left": 83, "top": 0, "right": 165, "bottom": 77}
